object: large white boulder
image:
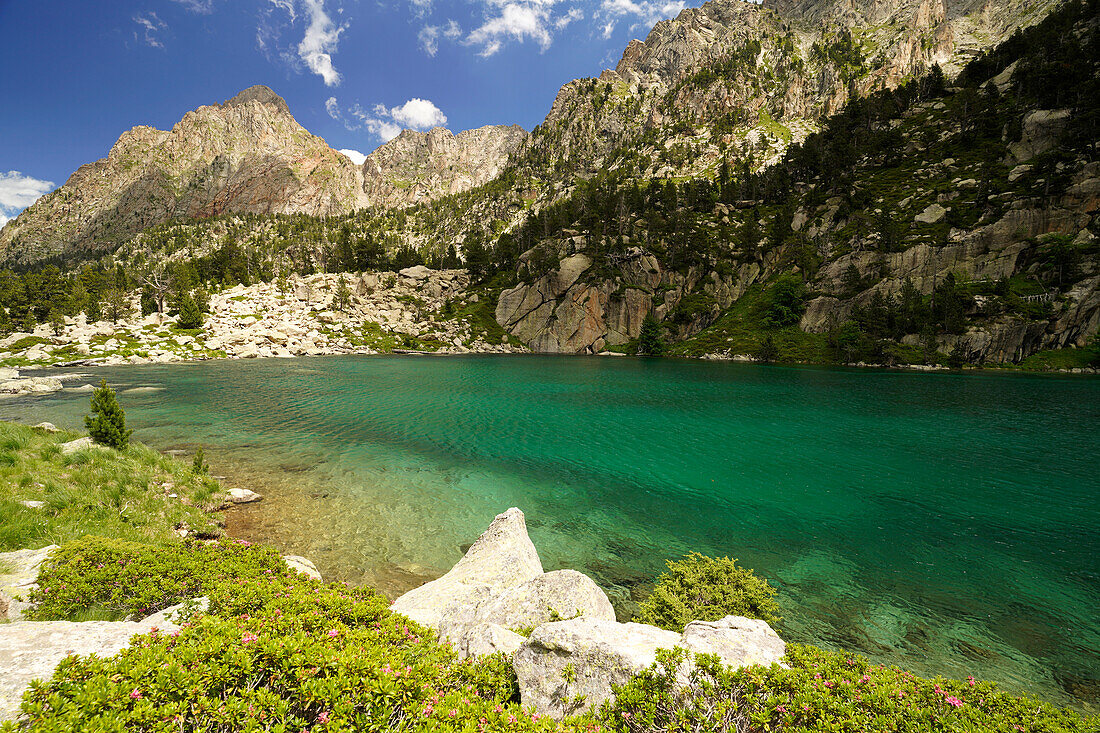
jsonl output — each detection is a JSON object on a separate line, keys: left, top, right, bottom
{"left": 391, "top": 508, "right": 543, "bottom": 629}
{"left": 283, "top": 555, "right": 322, "bottom": 581}
{"left": 0, "top": 546, "right": 58, "bottom": 622}
{"left": 681, "top": 615, "right": 786, "bottom": 669}
{"left": 513, "top": 617, "right": 681, "bottom": 719}
{"left": 474, "top": 569, "right": 616, "bottom": 632}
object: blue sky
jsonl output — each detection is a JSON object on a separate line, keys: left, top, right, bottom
{"left": 0, "top": 0, "right": 690, "bottom": 225}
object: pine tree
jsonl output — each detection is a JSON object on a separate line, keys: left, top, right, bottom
{"left": 638, "top": 313, "right": 665, "bottom": 356}
{"left": 85, "top": 380, "right": 133, "bottom": 450}
{"left": 334, "top": 275, "right": 352, "bottom": 312}
{"left": 176, "top": 292, "right": 203, "bottom": 329}
{"left": 48, "top": 309, "right": 65, "bottom": 336}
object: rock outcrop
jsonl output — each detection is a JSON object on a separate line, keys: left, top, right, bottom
{"left": 513, "top": 614, "right": 787, "bottom": 718}
{"left": 391, "top": 508, "right": 617, "bottom": 657}
{"left": 391, "top": 509, "right": 787, "bottom": 718}
{"left": 361, "top": 125, "right": 528, "bottom": 209}
{"left": 0, "top": 546, "right": 58, "bottom": 623}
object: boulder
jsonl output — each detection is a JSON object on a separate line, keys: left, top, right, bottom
{"left": 18, "top": 501, "right": 45, "bottom": 509}
{"left": 914, "top": 203, "right": 947, "bottom": 225}
{"left": 32, "top": 422, "right": 59, "bottom": 432}
{"left": 226, "top": 488, "right": 263, "bottom": 504}
{"left": 455, "top": 622, "right": 526, "bottom": 659}
{"left": 474, "top": 569, "right": 616, "bottom": 632}
{"left": 0, "top": 377, "right": 63, "bottom": 396}
{"left": 513, "top": 615, "right": 787, "bottom": 718}
{"left": 681, "top": 615, "right": 786, "bottom": 669}
{"left": 513, "top": 618, "right": 681, "bottom": 719}
{"left": 0, "top": 619, "right": 169, "bottom": 721}
{"left": 399, "top": 265, "right": 433, "bottom": 281}
{"left": 59, "top": 437, "right": 95, "bottom": 455}
{"left": 0, "top": 546, "right": 58, "bottom": 622}
{"left": 283, "top": 555, "right": 323, "bottom": 581}
{"left": 391, "top": 508, "right": 543, "bottom": 629}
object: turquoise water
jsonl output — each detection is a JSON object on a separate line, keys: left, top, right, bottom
{"left": 1, "top": 356, "right": 1098, "bottom": 709}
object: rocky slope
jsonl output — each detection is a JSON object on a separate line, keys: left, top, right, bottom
{"left": 361, "top": 125, "right": 528, "bottom": 209}
{"left": 0, "top": 87, "right": 368, "bottom": 266}
{"left": 0, "top": 267, "right": 521, "bottom": 371}
{"left": 520, "top": 0, "right": 1061, "bottom": 183}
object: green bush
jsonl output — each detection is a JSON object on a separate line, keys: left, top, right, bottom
{"left": 597, "top": 644, "right": 1094, "bottom": 733}
{"left": 27, "top": 536, "right": 289, "bottom": 620}
{"left": 637, "top": 553, "right": 780, "bottom": 631}
{"left": 84, "top": 380, "right": 132, "bottom": 450}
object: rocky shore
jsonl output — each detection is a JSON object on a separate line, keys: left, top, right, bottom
{"left": 0, "top": 266, "right": 522, "bottom": 374}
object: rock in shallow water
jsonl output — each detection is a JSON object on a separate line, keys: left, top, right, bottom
{"left": 226, "top": 488, "right": 263, "bottom": 504}
{"left": 391, "top": 507, "right": 544, "bottom": 630}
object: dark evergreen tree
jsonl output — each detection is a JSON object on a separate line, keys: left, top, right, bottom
{"left": 176, "top": 292, "right": 203, "bottom": 329}
{"left": 638, "top": 313, "right": 665, "bottom": 356}
{"left": 85, "top": 380, "right": 133, "bottom": 450}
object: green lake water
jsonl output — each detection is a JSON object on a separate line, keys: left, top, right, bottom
{"left": 1, "top": 355, "right": 1097, "bottom": 710}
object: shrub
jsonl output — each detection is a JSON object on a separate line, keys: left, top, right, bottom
{"left": 84, "top": 380, "right": 132, "bottom": 449}
{"left": 597, "top": 644, "right": 1095, "bottom": 733}
{"left": 27, "top": 536, "right": 289, "bottom": 620}
{"left": 637, "top": 552, "right": 780, "bottom": 631}
{"left": 176, "top": 291, "right": 203, "bottom": 329}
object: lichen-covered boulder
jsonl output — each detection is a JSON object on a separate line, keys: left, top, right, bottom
{"left": 513, "top": 617, "right": 681, "bottom": 719}
{"left": 391, "top": 508, "right": 543, "bottom": 629}
{"left": 681, "top": 615, "right": 786, "bottom": 669}
{"left": 456, "top": 622, "right": 526, "bottom": 659}
{"left": 477, "top": 569, "right": 616, "bottom": 631}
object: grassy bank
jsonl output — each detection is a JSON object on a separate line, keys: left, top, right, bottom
{"left": 0, "top": 421, "right": 222, "bottom": 552}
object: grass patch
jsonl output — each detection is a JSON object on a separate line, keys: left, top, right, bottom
{"left": 1013, "top": 345, "right": 1100, "bottom": 371}
{"left": 672, "top": 285, "right": 832, "bottom": 362}
{"left": 0, "top": 421, "right": 223, "bottom": 552}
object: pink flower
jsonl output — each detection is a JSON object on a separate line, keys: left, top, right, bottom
{"left": 129, "top": 688, "right": 143, "bottom": 700}
{"left": 776, "top": 705, "right": 787, "bottom": 713}
{"left": 945, "top": 696, "right": 964, "bottom": 708}
{"left": 317, "top": 711, "right": 330, "bottom": 723}
{"left": 327, "top": 629, "right": 339, "bottom": 638}
{"left": 242, "top": 632, "right": 258, "bottom": 644}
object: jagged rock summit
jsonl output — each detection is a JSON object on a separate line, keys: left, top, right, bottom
{"left": 361, "top": 124, "right": 529, "bottom": 209}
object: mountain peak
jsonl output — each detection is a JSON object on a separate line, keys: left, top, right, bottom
{"left": 221, "top": 85, "right": 290, "bottom": 115}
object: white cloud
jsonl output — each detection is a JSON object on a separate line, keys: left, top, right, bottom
{"left": 556, "top": 7, "right": 583, "bottom": 29}
{"left": 170, "top": 0, "right": 215, "bottom": 13}
{"left": 467, "top": 3, "right": 552, "bottom": 56}
{"left": 268, "top": 0, "right": 296, "bottom": 21}
{"left": 598, "top": 0, "right": 685, "bottom": 34}
{"left": 0, "top": 171, "right": 55, "bottom": 227}
{"left": 419, "top": 20, "right": 464, "bottom": 57}
{"left": 328, "top": 97, "right": 447, "bottom": 142}
{"left": 338, "top": 148, "right": 367, "bottom": 165}
{"left": 410, "top": 0, "right": 433, "bottom": 18}
{"left": 133, "top": 12, "right": 167, "bottom": 48}
{"left": 297, "top": 0, "right": 346, "bottom": 86}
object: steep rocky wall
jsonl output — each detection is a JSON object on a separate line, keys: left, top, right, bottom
{"left": 361, "top": 125, "right": 529, "bottom": 209}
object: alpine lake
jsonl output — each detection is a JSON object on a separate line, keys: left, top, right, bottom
{"left": 1, "top": 355, "right": 1097, "bottom": 711}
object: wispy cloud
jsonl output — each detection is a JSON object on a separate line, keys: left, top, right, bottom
{"left": 298, "top": 0, "right": 346, "bottom": 86}
{"left": 461, "top": 0, "right": 587, "bottom": 57}
{"left": 0, "top": 171, "right": 56, "bottom": 228}
{"left": 598, "top": 0, "right": 685, "bottom": 35}
{"left": 418, "top": 19, "right": 462, "bottom": 56}
{"left": 133, "top": 12, "right": 168, "bottom": 49}
{"left": 258, "top": 0, "right": 345, "bottom": 87}
{"left": 327, "top": 97, "right": 448, "bottom": 142}
{"left": 170, "top": 0, "right": 215, "bottom": 14}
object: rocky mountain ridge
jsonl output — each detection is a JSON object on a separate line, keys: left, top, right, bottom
{"left": 0, "top": 89, "right": 526, "bottom": 266}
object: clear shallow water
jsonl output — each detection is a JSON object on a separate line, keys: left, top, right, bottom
{"left": 2, "top": 356, "right": 1098, "bottom": 710}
